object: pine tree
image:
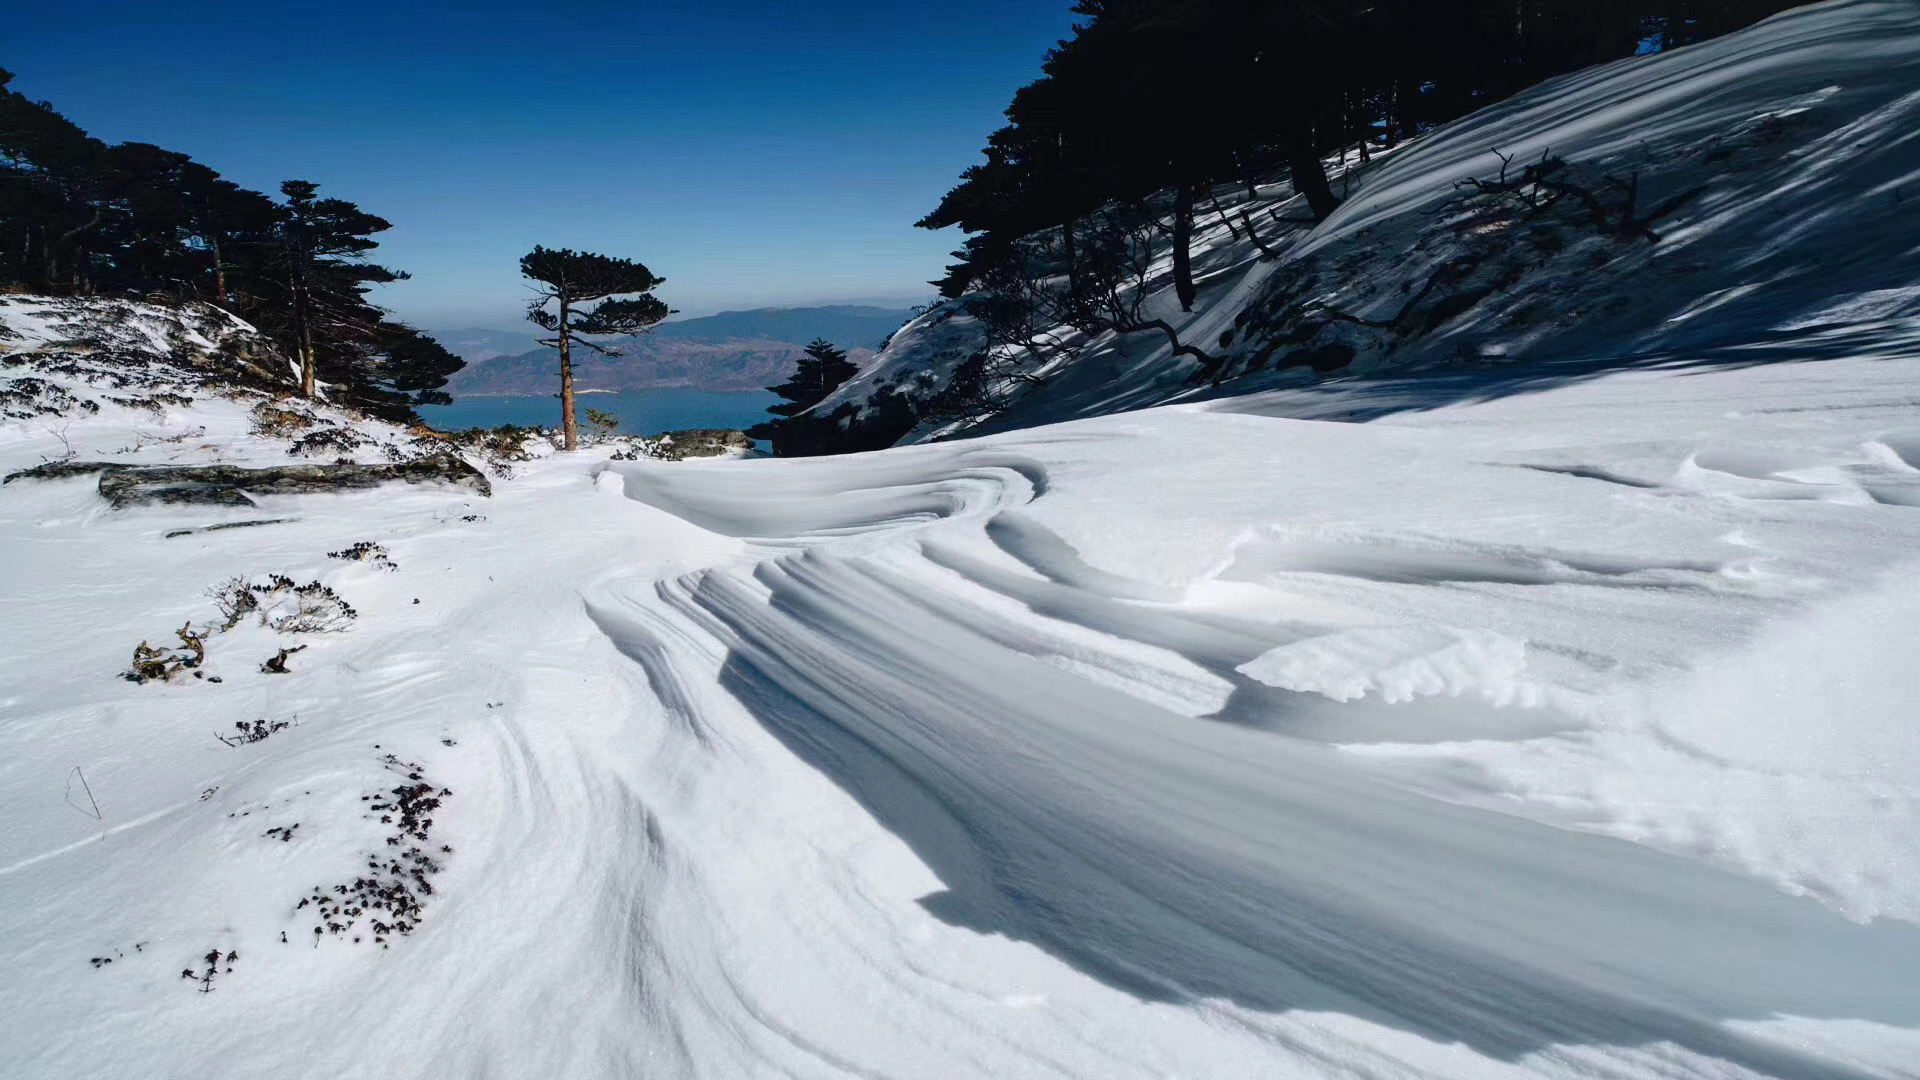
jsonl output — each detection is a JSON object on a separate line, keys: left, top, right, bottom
{"left": 249, "top": 181, "right": 457, "bottom": 419}
{"left": 746, "top": 338, "right": 860, "bottom": 454}
{"left": 0, "top": 71, "right": 458, "bottom": 420}
{"left": 176, "top": 161, "right": 279, "bottom": 305}
{"left": 915, "top": 0, "right": 1817, "bottom": 299}
{"left": 273, "top": 180, "right": 396, "bottom": 398}
{"left": 518, "top": 246, "right": 673, "bottom": 450}
{"left": 768, "top": 339, "right": 858, "bottom": 418}
{"left": 0, "top": 67, "right": 116, "bottom": 294}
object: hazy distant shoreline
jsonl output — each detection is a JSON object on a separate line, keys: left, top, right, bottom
{"left": 436, "top": 304, "right": 915, "bottom": 399}
{"left": 447, "top": 385, "right": 773, "bottom": 400}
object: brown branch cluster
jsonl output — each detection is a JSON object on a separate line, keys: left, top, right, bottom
{"left": 940, "top": 204, "right": 1227, "bottom": 424}
{"left": 127, "top": 621, "right": 207, "bottom": 683}
{"left": 1454, "top": 148, "right": 1707, "bottom": 243}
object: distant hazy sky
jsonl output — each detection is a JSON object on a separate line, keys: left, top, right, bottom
{"left": 9, "top": 0, "right": 1077, "bottom": 327}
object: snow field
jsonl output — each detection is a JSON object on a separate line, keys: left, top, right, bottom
{"left": 7, "top": 1, "right": 1920, "bottom": 1073}
{"left": 6, "top": 300, "right": 1920, "bottom": 1080}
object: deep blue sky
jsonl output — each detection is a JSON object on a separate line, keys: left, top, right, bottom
{"left": 8, "top": 1, "right": 1076, "bottom": 328}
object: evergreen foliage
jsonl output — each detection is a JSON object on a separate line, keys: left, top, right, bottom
{"left": 0, "top": 68, "right": 459, "bottom": 420}
{"left": 918, "top": 0, "right": 1799, "bottom": 300}
{"left": 767, "top": 339, "right": 859, "bottom": 419}
{"left": 754, "top": 384, "right": 921, "bottom": 459}
{"left": 518, "top": 246, "right": 673, "bottom": 450}
{"left": 747, "top": 338, "right": 860, "bottom": 456}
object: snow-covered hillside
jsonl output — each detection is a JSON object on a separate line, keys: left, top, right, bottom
{"left": 5, "top": 4, "right": 1920, "bottom": 1078}
{"left": 828, "top": 0, "right": 1920, "bottom": 445}
{"left": 7, "top": 289, "right": 1920, "bottom": 1078}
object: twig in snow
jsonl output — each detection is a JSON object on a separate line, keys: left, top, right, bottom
{"left": 39, "top": 420, "right": 77, "bottom": 464}
{"left": 65, "top": 765, "right": 102, "bottom": 820}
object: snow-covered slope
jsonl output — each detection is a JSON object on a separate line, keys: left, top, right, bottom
{"left": 0, "top": 294, "right": 415, "bottom": 467}
{"left": 7, "top": 6, "right": 1920, "bottom": 1077}
{"left": 8, "top": 299, "right": 1920, "bottom": 1079}
{"left": 7, "top": 297, "right": 1920, "bottom": 1077}
{"left": 831, "top": 0, "right": 1920, "bottom": 444}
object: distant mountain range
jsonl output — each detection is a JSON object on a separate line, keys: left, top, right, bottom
{"left": 439, "top": 304, "right": 921, "bottom": 397}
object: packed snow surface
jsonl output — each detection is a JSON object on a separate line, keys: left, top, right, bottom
{"left": 6, "top": 299, "right": 1920, "bottom": 1078}
{"left": 7, "top": 3, "right": 1920, "bottom": 1077}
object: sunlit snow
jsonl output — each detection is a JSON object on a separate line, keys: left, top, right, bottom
{"left": 6, "top": 3, "right": 1920, "bottom": 1078}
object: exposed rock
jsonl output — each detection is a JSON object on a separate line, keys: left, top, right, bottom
{"left": 5, "top": 453, "right": 490, "bottom": 508}
{"left": 2, "top": 460, "right": 112, "bottom": 483}
{"left": 110, "top": 479, "right": 257, "bottom": 507}
{"left": 651, "top": 428, "right": 753, "bottom": 459}
{"left": 0, "top": 375, "right": 101, "bottom": 420}
{"left": 164, "top": 519, "right": 296, "bottom": 539}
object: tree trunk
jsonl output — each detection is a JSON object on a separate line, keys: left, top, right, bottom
{"left": 289, "top": 273, "right": 316, "bottom": 399}
{"left": 558, "top": 295, "right": 579, "bottom": 451}
{"left": 1116, "top": 317, "right": 1220, "bottom": 380}
{"left": 1288, "top": 136, "right": 1342, "bottom": 223}
{"left": 299, "top": 315, "right": 316, "bottom": 399}
{"left": 1172, "top": 183, "right": 1196, "bottom": 313}
{"left": 1342, "top": 90, "right": 1355, "bottom": 158}
{"left": 1210, "top": 192, "right": 1242, "bottom": 240}
{"left": 210, "top": 234, "right": 227, "bottom": 304}
{"left": 1355, "top": 84, "right": 1371, "bottom": 164}
{"left": 58, "top": 207, "right": 103, "bottom": 296}
{"left": 1393, "top": 73, "right": 1419, "bottom": 143}
{"left": 288, "top": 226, "right": 317, "bottom": 399}
{"left": 1061, "top": 217, "right": 1077, "bottom": 294}
{"left": 1240, "top": 211, "right": 1281, "bottom": 258}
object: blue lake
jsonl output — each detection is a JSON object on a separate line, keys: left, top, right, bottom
{"left": 420, "top": 388, "right": 779, "bottom": 436}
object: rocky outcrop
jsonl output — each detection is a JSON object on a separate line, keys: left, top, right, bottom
{"left": 4, "top": 452, "right": 490, "bottom": 508}
{"left": 1, "top": 294, "right": 297, "bottom": 397}
{"left": 652, "top": 428, "right": 753, "bottom": 458}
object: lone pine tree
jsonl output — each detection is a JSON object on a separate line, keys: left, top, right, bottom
{"left": 518, "top": 246, "right": 673, "bottom": 450}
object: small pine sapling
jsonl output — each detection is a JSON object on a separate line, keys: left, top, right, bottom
{"left": 180, "top": 948, "right": 236, "bottom": 993}
{"left": 585, "top": 408, "right": 620, "bottom": 441}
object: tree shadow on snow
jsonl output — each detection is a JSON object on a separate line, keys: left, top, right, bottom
{"left": 1205, "top": 316, "right": 1920, "bottom": 426}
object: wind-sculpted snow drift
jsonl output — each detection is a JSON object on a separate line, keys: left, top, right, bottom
{"left": 584, "top": 373, "right": 1920, "bottom": 1077}
{"left": 8, "top": 5, "right": 1920, "bottom": 1078}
